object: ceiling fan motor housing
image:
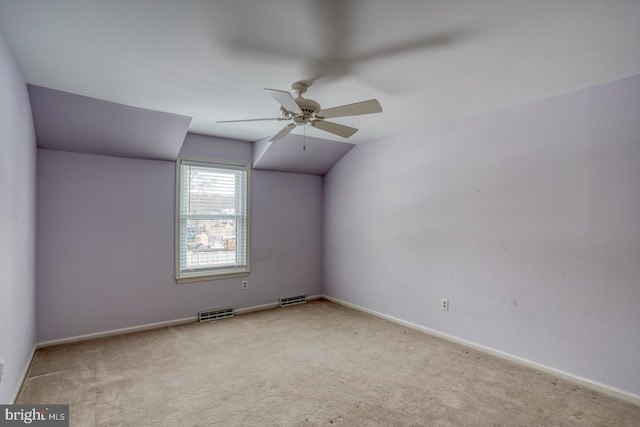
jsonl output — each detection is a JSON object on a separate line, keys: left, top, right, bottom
{"left": 279, "top": 96, "right": 321, "bottom": 125}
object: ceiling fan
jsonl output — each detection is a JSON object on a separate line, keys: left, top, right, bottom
{"left": 217, "top": 81, "right": 382, "bottom": 142}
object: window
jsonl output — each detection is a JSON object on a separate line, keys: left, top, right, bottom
{"left": 176, "top": 158, "right": 249, "bottom": 282}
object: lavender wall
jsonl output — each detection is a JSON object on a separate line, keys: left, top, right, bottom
{"left": 323, "top": 75, "right": 640, "bottom": 396}
{"left": 0, "top": 34, "right": 37, "bottom": 403}
{"left": 36, "top": 133, "right": 322, "bottom": 342}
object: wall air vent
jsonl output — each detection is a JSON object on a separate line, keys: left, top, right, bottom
{"left": 198, "top": 307, "right": 234, "bottom": 322}
{"left": 279, "top": 294, "right": 307, "bottom": 307}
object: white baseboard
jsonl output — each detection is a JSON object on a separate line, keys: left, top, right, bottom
{"left": 34, "top": 296, "right": 636, "bottom": 407}
{"left": 321, "top": 295, "right": 640, "bottom": 407}
{"left": 35, "top": 296, "right": 324, "bottom": 348}
{"left": 37, "top": 316, "right": 198, "bottom": 348}
{"left": 235, "top": 295, "right": 322, "bottom": 315}
{"left": 235, "top": 302, "right": 280, "bottom": 315}
{"left": 11, "top": 344, "right": 37, "bottom": 404}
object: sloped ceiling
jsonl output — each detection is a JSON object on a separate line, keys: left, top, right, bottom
{"left": 2, "top": 1, "right": 640, "bottom": 171}
{"left": 28, "top": 85, "right": 191, "bottom": 161}
{"left": 253, "top": 135, "right": 354, "bottom": 176}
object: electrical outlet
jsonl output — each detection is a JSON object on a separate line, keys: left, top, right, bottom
{"left": 242, "top": 281, "right": 248, "bottom": 290}
{"left": 441, "top": 299, "right": 449, "bottom": 311}
{"left": 0, "top": 359, "right": 4, "bottom": 383}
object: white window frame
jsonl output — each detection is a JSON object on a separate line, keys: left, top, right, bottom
{"left": 175, "top": 157, "right": 250, "bottom": 283}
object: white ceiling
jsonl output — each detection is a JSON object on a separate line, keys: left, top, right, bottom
{"left": 1, "top": 0, "right": 640, "bottom": 145}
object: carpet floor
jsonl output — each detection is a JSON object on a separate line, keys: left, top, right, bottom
{"left": 17, "top": 300, "right": 640, "bottom": 426}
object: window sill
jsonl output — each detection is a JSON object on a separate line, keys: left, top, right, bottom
{"left": 176, "top": 269, "right": 249, "bottom": 284}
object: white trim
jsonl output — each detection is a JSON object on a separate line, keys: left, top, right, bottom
{"left": 11, "top": 344, "right": 37, "bottom": 404}
{"left": 31, "top": 295, "right": 636, "bottom": 407}
{"left": 176, "top": 271, "right": 249, "bottom": 284}
{"left": 37, "top": 316, "right": 198, "bottom": 348}
{"left": 233, "top": 295, "right": 324, "bottom": 316}
{"left": 321, "top": 295, "right": 640, "bottom": 406}
{"left": 235, "top": 301, "right": 280, "bottom": 315}
{"left": 34, "top": 296, "right": 319, "bottom": 348}
{"left": 174, "top": 156, "right": 181, "bottom": 281}
{"left": 174, "top": 157, "right": 251, "bottom": 283}
{"left": 234, "top": 295, "right": 323, "bottom": 315}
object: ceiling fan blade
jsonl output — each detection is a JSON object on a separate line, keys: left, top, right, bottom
{"left": 269, "top": 123, "right": 296, "bottom": 142}
{"left": 311, "top": 120, "right": 358, "bottom": 138}
{"left": 353, "top": 30, "right": 472, "bottom": 65}
{"left": 318, "top": 99, "right": 382, "bottom": 119}
{"left": 265, "top": 88, "right": 302, "bottom": 114}
{"left": 217, "top": 117, "right": 285, "bottom": 123}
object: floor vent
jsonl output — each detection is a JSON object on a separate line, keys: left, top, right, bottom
{"left": 280, "top": 294, "right": 307, "bottom": 307}
{"left": 198, "top": 307, "right": 234, "bottom": 322}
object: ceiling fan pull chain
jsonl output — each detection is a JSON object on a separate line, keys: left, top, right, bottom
{"left": 303, "top": 125, "right": 306, "bottom": 151}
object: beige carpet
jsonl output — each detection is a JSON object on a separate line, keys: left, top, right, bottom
{"left": 17, "top": 300, "right": 640, "bottom": 426}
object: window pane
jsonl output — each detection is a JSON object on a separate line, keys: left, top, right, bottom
{"left": 184, "top": 219, "right": 240, "bottom": 270}
{"left": 184, "top": 167, "right": 243, "bottom": 215}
